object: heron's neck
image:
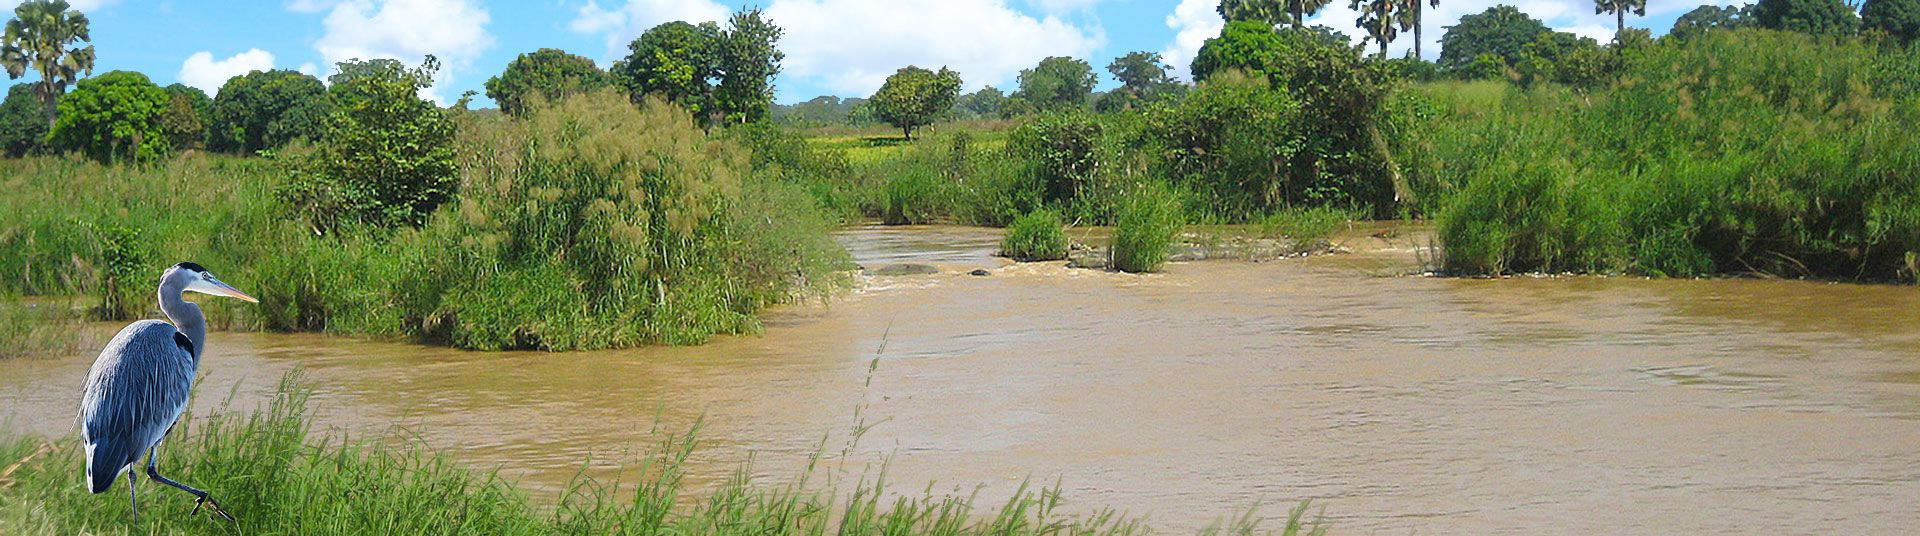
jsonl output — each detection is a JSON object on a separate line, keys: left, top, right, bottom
{"left": 158, "top": 276, "right": 206, "bottom": 362}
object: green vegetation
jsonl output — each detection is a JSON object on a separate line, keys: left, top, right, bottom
{"left": 483, "top": 48, "right": 614, "bottom": 117}
{"left": 1411, "top": 30, "right": 1920, "bottom": 282}
{"left": 1001, "top": 210, "right": 1070, "bottom": 262}
{"left": 1259, "top": 206, "right": 1353, "bottom": 245}
{"left": 281, "top": 57, "right": 457, "bottom": 234}
{"left": 0, "top": 377, "right": 1328, "bottom": 535}
{"left": 1, "top": 0, "right": 94, "bottom": 129}
{"left": 0, "top": 298, "right": 80, "bottom": 358}
{"left": 610, "top": 8, "right": 783, "bottom": 126}
{"left": 1013, "top": 56, "right": 1097, "bottom": 112}
{"left": 1864, "top": 0, "right": 1920, "bottom": 44}
{"left": 207, "top": 69, "right": 330, "bottom": 154}
{"left": 1111, "top": 185, "right": 1185, "bottom": 273}
{"left": 0, "top": 83, "right": 46, "bottom": 155}
{"left": 869, "top": 66, "right": 962, "bottom": 140}
{"left": 47, "top": 70, "right": 169, "bottom": 162}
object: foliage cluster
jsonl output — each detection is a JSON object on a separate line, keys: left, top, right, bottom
{"left": 1000, "top": 209, "right": 1070, "bottom": 262}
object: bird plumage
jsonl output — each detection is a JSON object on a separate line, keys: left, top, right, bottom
{"left": 80, "top": 319, "right": 195, "bottom": 493}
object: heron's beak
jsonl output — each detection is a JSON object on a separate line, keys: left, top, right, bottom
{"left": 208, "top": 280, "right": 259, "bottom": 303}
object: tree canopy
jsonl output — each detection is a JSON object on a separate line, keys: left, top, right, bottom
{"left": 1, "top": 0, "right": 94, "bottom": 127}
{"left": 485, "top": 48, "right": 612, "bottom": 117}
{"left": 1671, "top": 4, "right": 1751, "bottom": 40}
{"left": 1015, "top": 56, "right": 1096, "bottom": 112}
{"left": 0, "top": 82, "right": 46, "bottom": 156}
{"left": 282, "top": 57, "right": 456, "bottom": 233}
{"left": 48, "top": 70, "right": 170, "bottom": 162}
{"left": 1753, "top": 0, "right": 1861, "bottom": 36}
{"left": 1863, "top": 0, "right": 1920, "bottom": 44}
{"left": 869, "top": 65, "right": 960, "bottom": 140}
{"left": 612, "top": 10, "right": 784, "bottom": 126}
{"left": 159, "top": 83, "right": 210, "bottom": 151}
{"left": 208, "top": 69, "right": 330, "bottom": 154}
{"left": 713, "top": 8, "right": 783, "bottom": 124}
{"left": 1439, "top": 5, "right": 1552, "bottom": 69}
{"left": 1193, "top": 20, "right": 1289, "bottom": 82}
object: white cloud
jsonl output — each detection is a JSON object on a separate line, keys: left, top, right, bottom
{"left": 1160, "top": 0, "right": 1221, "bottom": 81}
{"left": 177, "top": 49, "right": 276, "bottom": 95}
{"left": 764, "top": 0, "right": 1103, "bottom": 96}
{"left": 309, "top": 0, "right": 493, "bottom": 103}
{"left": 298, "top": 62, "right": 319, "bottom": 76}
{"left": 1024, "top": 0, "right": 1108, "bottom": 14}
{"left": 569, "top": 0, "right": 732, "bottom": 60}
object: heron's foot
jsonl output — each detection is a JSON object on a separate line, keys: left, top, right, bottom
{"left": 190, "top": 493, "right": 235, "bottom": 521}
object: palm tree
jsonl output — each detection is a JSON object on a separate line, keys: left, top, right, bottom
{"left": 1218, "top": 0, "right": 1332, "bottom": 30}
{"left": 1403, "top": 0, "right": 1440, "bottom": 59}
{"left": 1, "top": 0, "right": 95, "bottom": 128}
{"left": 1593, "top": 0, "right": 1646, "bottom": 35}
{"left": 1353, "top": 0, "right": 1403, "bottom": 57}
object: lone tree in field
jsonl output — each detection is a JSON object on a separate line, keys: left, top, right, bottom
{"left": 1219, "top": 0, "right": 1330, "bottom": 29}
{"left": 1594, "top": 0, "right": 1647, "bottom": 35}
{"left": 869, "top": 66, "right": 960, "bottom": 141}
{"left": 1439, "top": 5, "right": 1551, "bottom": 69}
{"left": 485, "top": 48, "right": 613, "bottom": 117}
{"left": 1, "top": 0, "right": 94, "bottom": 128}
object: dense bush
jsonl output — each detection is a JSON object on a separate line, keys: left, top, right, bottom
{"left": 158, "top": 83, "right": 210, "bottom": 151}
{"left": 1143, "top": 71, "right": 1303, "bottom": 221}
{"left": 1000, "top": 210, "right": 1069, "bottom": 261}
{"left": 1009, "top": 111, "right": 1102, "bottom": 203}
{"left": 208, "top": 69, "right": 330, "bottom": 154}
{"left": 484, "top": 48, "right": 614, "bottom": 117}
{"left": 47, "top": 70, "right": 171, "bottom": 163}
{"left": 1753, "top": 0, "right": 1862, "bottom": 36}
{"left": 1420, "top": 30, "right": 1920, "bottom": 282}
{"left": 278, "top": 58, "right": 457, "bottom": 233}
{"left": 406, "top": 91, "right": 847, "bottom": 349}
{"left": 1111, "top": 184, "right": 1184, "bottom": 273}
{"left": 0, "top": 83, "right": 45, "bottom": 156}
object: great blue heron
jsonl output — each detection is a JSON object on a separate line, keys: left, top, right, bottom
{"left": 79, "top": 262, "right": 255, "bottom": 521}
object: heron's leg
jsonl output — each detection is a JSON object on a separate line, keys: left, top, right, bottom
{"left": 144, "top": 447, "right": 235, "bottom": 521}
{"left": 126, "top": 468, "right": 138, "bottom": 522}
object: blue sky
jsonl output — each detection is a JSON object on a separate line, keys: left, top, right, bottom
{"left": 6, "top": 0, "right": 1737, "bottom": 108}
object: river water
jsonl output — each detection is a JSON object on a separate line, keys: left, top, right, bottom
{"left": 4, "top": 225, "right": 1919, "bottom": 534}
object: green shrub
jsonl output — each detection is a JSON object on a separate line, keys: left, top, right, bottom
{"left": 1111, "top": 185, "right": 1184, "bottom": 273}
{"left": 207, "top": 69, "right": 330, "bottom": 154}
{"left": 1144, "top": 72, "right": 1303, "bottom": 222}
{"left": 279, "top": 57, "right": 458, "bottom": 234}
{"left": 1000, "top": 210, "right": 1069, "bottom": 261}
{"left": 0, "top": 83, "right": 47, "bottom": 157}
{"left": 47, "top": 71, "right": 172, "bottom": 163}
{"left": 1009, "top": 111, "right": 1101, "bottom": 203}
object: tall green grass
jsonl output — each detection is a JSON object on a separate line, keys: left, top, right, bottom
{"left": 1408, "top": 30, "right": 1920, "bottom": 282}
{"left": 0, "top": 92, "right": 853, "bottom": 350}
{"left": 1111, "top": 185, "right": 1186, "bottom": 273}
{"left": 1000, "top": 210, "right": 1070, "bottom": 262}
{"left": 0, "top": 377, "right": 1330, "bottom": 535}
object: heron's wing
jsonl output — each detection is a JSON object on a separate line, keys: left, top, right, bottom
{"left": 79, "top": 320, "right": 196, "bottom": 489}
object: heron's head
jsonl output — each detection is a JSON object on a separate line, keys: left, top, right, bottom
{"left": 168, "top": 262, "right": 259, "bottom": 303}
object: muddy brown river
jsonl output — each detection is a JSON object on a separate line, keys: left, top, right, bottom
{"left": 5, "top": 225, "right": 1919, "bottom": 534}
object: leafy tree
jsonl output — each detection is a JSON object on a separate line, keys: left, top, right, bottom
{"left": 1595, "top": 0, "right": 1647, "bottom": 35}
{"left": 1404, "top": 0, "right": 1442, "bottom": 58}
{"left": 869, "top": 65, "right": 960, "bottom": 140}
{"left": 1753, "top": 0, "right": 1861, "bottom": 36}
{"left": 47, "top": 70, "right": 170, "bottom": 163}
{"left": 1863, "top": 0, "right": 1920, "bottom": 44}
{"left": 0, "top": 82, "right": 46, "bottom": 156}
{"left": 1439, "top": 5, "right": 1551, "bottom": 69}
{"left": 208, "top": 69, "right": 330, "bottom": 154}
{"left": 1352, "top": 0, "right": 1405, "bottom": 57}
{"left": 1193, "top": 20, "right": 1288, "bottom": 81}
{"left": 1, "top": 0, "right": 94, "bottom": 128}
{"left": 1670, "top": 5, "right": 1751, "bottom": 40}
{"left": 1103, "top": 51, "right": 1177, "bottom": 111}
{"left": 484, "top": 48, "right": 612, "bottom": 117}
{"left": 1015, "top": 56, "right": 1096, "bottom": 111}
{"left": 158, "top": 83, "right": 210, "bottom": 151}
{"left": 1145, "top": 72, "right": 1303, "bottom": 216}
{"left": 1219, "top": 0, "right": 1332, "bottom": 29}
{"left": 283, "top": 57, "right": 456, "bottom": 233}
{"left": 953, "top": 86, "right": 1007, "bottom": 118}
{"left": 714, "top": 8, "right": 783, "bottom": 124}
{"left": 613, "top": 20, "right": 721, "bottom": 118}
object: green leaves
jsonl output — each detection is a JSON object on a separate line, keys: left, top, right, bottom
{"left": 47, "top": 70, "right": 170, "bottom": 163}
{"left": 1015, "top": 56, "right": 1097, "bottom": 112}
{"left": 611, "top": 9, "right": 784, "bottom": 126}
{"left": 280, "top": 57, "right": 456, "bottom": 234}
{"left": 869, "top": 65, "right": 962, "bottom": 140}
{"left": 208, "top": 69, "right": 330, "bottom": 154}
{"left": 484, "top": 48, "right": 613, "bottom": 117}
{"left": 1, "top": 0, "right": 94, "bottom": 125}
